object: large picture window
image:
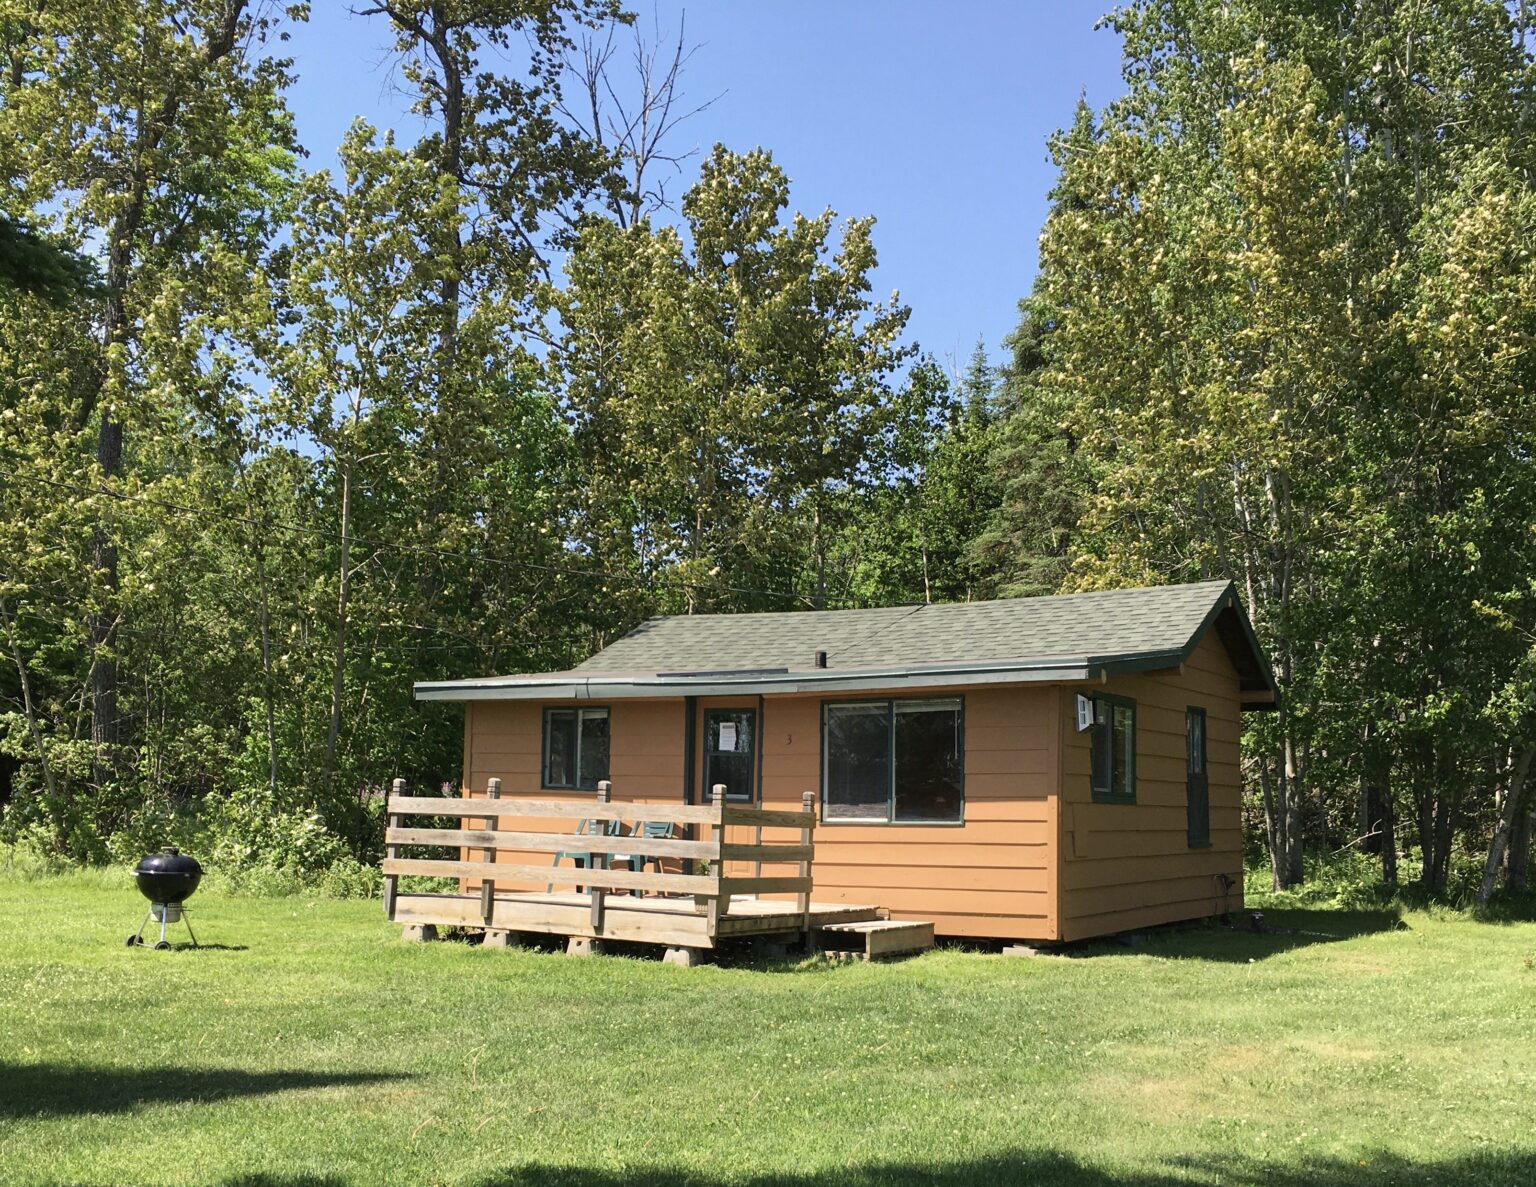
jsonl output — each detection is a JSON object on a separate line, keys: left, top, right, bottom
{"left": 823, "top": 698, "right": 963, "bottom": 823}
{"left": 1090, "top": 694, "right": 1135, "bottom": 803}
{"left": 542, "top": 706, "right": 610, "bottom": 790}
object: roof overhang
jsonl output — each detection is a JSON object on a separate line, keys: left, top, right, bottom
{"left": 413, "top": 651, "right": 1195, "bottom": 702}
{"left": 413, "top": 581, "right": 1280, "bottom": 711}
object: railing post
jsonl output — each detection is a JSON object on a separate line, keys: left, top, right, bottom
{"left": 799, "top": 790, "right": 816, "bottom": 948}
{"left": 590, "top": 780, "right": 611, "bottom": 934}
{"left": 480, "top": 778, "right": 501, "bottom": 925}
{"left": 707, "top": 783, "right": 729, "bottom": 936}
{"left": 383, "top": 777, "right": 404, "bottom": 920}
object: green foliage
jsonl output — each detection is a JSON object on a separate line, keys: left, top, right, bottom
{"left": 550, "top": 144, "right": 917, "bottom": 615}
{"left": 0, "top": 0, "right": 624, "bottom": 869}
{"left": 993, "top": 0, "right": 1536, "bottom": 892}
{"left": 0, "top": 213, "right": 99, "bottom": 303}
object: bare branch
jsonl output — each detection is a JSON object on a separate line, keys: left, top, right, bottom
{"left": 559, "top": 6, "right": 722, "bottom": 227}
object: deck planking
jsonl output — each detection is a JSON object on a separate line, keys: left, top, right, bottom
{"left": 393, "top": 890, "right": 881, "bottom": 948}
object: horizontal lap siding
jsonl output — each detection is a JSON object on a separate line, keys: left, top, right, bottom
{"left": 1058, "top": 632, "right": 1246, "bottom": 941}
{"left": 758, "top": 686, "right": 1059, "bottom": 941}
{"left": 455, "top": 699, "right": 686, "bottom": 892}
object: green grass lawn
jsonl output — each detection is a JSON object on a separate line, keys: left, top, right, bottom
{"left": 3, "top": 872, "right": 1535, "bottom": 1186}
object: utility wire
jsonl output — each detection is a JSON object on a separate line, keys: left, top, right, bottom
{"left": 0, "top": 454, "right": 869, "bottom": 610}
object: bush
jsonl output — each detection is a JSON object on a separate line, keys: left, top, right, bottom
{"left": 0, "top": 828, "right": 75, "bottom": 879}
{"left": 199, "top": 788, "right": 380, "bottom": 899}
{"left": 1246, "top": 844, "right": 1529, "bottom": 915}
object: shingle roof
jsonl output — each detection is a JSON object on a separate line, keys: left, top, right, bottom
{"left": 576, "top": 580, "right": 1235, "bottom": 674}
{"left": 414, "top": 580, "right": 1278, "bottom": 707}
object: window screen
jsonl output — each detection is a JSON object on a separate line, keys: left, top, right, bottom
{"left": 1090, "top": 695, "right": 1136, "bottom": 803}
{"left": 543, "top": 707, "right": 610, "bottom": 790}
{"left": 824, "top": 699, "right": 963, "bottom": 823}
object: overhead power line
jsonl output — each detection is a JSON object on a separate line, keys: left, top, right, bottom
{"left": 0, "top": 455, "right": 868, "bottom": 610}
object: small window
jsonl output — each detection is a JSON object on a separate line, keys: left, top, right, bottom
{"left": 1186, "top": 706, "right": 1210, "bottom": 847}
{"left": 1090, "top": 694, "right": 1135, "bottom": 803}
{"left": 704, "top": 709, "right": 755, "bottom": 802}
{"left": 823, "top": 698, "right": 963, "bottom": 823}
{"left": 542, "top": 707, "right": 610, "bottom": 790}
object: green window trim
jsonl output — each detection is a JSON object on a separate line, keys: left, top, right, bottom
{"left": 1186, "top": 705, "right": 1211, "bottom": 848}
{"left": 541, "top": 705, "right": 611, "bottom": 791}
{"left": 1089, "top": 692, "right": 1136, "bottom": 804}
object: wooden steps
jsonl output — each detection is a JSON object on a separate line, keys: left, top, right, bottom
{"left": 817, "top": 919, "right": 935, "bottom": 961}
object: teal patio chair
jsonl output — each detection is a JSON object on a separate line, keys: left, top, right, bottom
{"left": 611, "top": 820, "right": 677, "bottom": 896}
{"left": 548, "top": 817, "right": 622, "bottom": 893}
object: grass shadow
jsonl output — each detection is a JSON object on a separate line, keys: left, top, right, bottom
{"left": 467, "top": 1148, "right": 1536, "bottom": 1187}
{"left": 221, "top": 1178, "right": 350, "bottom": 1187}
{"left": 1071, "top": 907, "right": 1407, "bottom": 963}
{"left": 0, "top": 1063, "right": 405, "bottom": 1119}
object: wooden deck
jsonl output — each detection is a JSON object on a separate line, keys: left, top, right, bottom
{"left": 394, "top": 889, "right": 883, "bottom": 948}
{"left": 382, "top": 781, "right": 892, "bottom": 955}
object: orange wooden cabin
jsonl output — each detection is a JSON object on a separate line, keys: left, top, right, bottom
{"left": 413, "top": 580, "right": 1276, "bottom": 944}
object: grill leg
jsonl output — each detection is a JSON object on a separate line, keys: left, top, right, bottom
{"left": 182, "top": 911, "right": 199, "bottom": 948}
{"left": 158, "top": 909, "right": 169, "bottom": 946}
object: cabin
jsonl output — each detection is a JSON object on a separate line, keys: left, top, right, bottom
{"left": 389, "top": 580, "right": 1275, "bottom": 958}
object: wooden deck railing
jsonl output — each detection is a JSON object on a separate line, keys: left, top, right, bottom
{"left": 381, "top": 780, "right": 817, "bottom": 941}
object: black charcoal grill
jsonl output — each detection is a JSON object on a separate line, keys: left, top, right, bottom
{"left": 126, "top": 847, "right": 203, "bottom": 949}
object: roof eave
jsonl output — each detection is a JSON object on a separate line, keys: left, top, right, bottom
{"left": 414, "top": 659, "right": 1103, "bottom": 702}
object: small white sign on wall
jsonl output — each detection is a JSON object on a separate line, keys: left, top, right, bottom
{"left": 1075, "top": 694, "right": 1095, "bottom": 732}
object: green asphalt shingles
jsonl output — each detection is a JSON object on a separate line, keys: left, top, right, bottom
{"left": 575, "top": 580, "right": 1234, "bottom": 674}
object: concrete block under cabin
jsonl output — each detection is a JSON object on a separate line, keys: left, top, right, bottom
{"left": 393, "top": 579, "right": 1276, "bottom": 949}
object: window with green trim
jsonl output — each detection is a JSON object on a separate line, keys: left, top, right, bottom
{"left": 1090, "top": 694, "right": 1136, "bottom": 803}
{"left": 542, "top": 706, "right": 610, "bottom": 790}
{"left": 1186, "top": 706, "right": 1210, "bottom": 847}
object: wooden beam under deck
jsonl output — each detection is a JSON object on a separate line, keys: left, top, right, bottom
{"left": 392, "top": 891, "right": 882, "bottom": 948}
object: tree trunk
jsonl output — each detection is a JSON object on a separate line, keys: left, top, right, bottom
{"left": 1379, "top": 772, "right": 1398, "bottom": 887}
{"left": 1280, "top": 723, "right": 1304, "bottom": 887}
{"left": 322, "top": 459, "right": 354, "bottom": 794}
{"left": 1478, "top": 746, "right": 1534, "bottom": 904}
{"left": 1258, "top": 755, "right": 1283, "bottom": 891}
{"left": 88, "top": 236, "right": 129, "bottom": 788}
{"left": 1, "top": 596, "right": 59, "bottom": 811}
{"left": 1508, "top": 802, "right": 1532, "bottom": 893}
{"left": 87, "top": 422, "right": 120, "bottom": 788}
{"left": 254, "top": 538, "right": 279, "bottom": 798}
{"left": 79, "top": 2, "right": 249, "bottom": 787}
{"left": 813, "top": 500, "right": 826, "bottom": 610}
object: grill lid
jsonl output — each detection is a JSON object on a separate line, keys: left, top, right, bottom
{"left": 134, "top": 847, "right": 203, "bottom": 904}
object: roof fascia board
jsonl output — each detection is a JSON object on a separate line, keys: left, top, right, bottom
{"left": 1176, "top": 581, "right": 1281, "bottom": 699}
{"left": 414, "top": 663, "right": 1097, "bottom": 702}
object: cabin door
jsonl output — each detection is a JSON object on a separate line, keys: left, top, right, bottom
{"left": 1186, "top": 707, "right": 1210, "bottom": 847}
{"left": 702, "top": 707, "right": 757, "bottom": 803}
{"left": 696, "top": 702, "right": 760, "bottom": 881}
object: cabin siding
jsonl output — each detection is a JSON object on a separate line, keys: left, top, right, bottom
{"left": 457, "top": 641, "right": 1244, "bottom": 944}
{"left": 1057, "top": 632, "right": 1245, "bottom": 941}
{"left": 746, "top": 685, "right": 1059, "bottom": 940}
{"left": 463, "top": 698, "right": 688, "bottom": 882}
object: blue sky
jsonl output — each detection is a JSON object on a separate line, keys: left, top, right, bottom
{"left": 285, "top": 2, "right": 1127, "bottom": 375}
